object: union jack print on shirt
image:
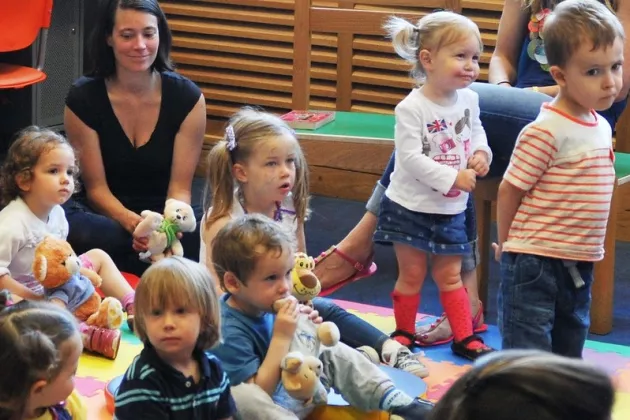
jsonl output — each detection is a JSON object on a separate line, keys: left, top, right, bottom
{"left": 427, "top": 119, "right": 447, "bottom": 133}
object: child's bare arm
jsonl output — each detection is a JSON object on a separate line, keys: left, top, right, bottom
{"left": 296, "top": 222, "right": 307, "bottom": 254}
{"left": 0, "top": 274, "right": 43, "bottom": 301}
{"left": 202, "top": 217, "right": 231, "bottom": 294}
{"left": 495, "top": 180, "right": 527, "bottom": 255}
{"left": 252, "top": 299, "right": 298, "bottom": 395}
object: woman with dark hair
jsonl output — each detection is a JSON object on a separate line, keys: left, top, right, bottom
{"left": 63, "top": 0, "right": 206, "bottom": 275}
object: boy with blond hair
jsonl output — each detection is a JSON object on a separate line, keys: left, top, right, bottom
{"left": 494, "top": 0, "right": 624, "bottom": 357}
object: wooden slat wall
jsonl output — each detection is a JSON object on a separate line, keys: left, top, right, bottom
{"left": 160, "top": 0, "right": 503, "bottom": 149}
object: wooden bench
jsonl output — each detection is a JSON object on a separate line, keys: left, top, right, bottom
{"left": 297, "top": 110, "right": 625, "bottom": 335}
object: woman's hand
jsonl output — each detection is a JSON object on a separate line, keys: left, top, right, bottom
{"left": 120, "top": 210, "right": 148, "bottom": 252}
{"left": 132, "top": 235, "right": 149, "bottom": 253}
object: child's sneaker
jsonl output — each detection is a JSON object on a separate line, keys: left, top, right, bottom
{"left": 79, "top": 323, "right": 121, "bottom": 359}
{"left": 383, "top": 346, "right": 429, "bottom": 379}
{"left": 357, "top": 345, "right": 381, "bottom": 364}
{"left": 390, "top": 397, "right": 434, "bottom": 420}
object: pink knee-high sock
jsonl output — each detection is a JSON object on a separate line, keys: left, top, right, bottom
{"left": 391, "top": 290, "right": 420, "bottom": 346}
{"left": 121, "top": 292, "right": 135, "bottom": 312}
{"left": 440, "top": 287, "right": 484, "bottom": 350}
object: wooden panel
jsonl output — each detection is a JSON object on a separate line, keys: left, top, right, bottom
{"left": 162, "top": 0, "right": 503, "bottom": 177}
{"left": 309, "top": 166, "right": 380, "bottom": 201}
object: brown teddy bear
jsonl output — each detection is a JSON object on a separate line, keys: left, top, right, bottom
{"left": 32, "top": 236, "right": 124, "bottom": 358}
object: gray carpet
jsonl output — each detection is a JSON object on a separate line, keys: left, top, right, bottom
{"left": 306, "top": 195, "right": 630, "bottom": 346}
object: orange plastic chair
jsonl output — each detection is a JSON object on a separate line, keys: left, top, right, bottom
{"left": 0, "top": 0, "right": 54, "bottom": 89}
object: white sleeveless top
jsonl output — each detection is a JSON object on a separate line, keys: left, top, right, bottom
{"left": 199, "top": 192, "right": 298, "bottom": 265}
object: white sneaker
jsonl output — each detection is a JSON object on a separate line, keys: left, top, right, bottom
{"left": 383, "top": 346, "right": 429, "bottom": 379}
{"left": 357, "top": 345, "right": 381, "bottom": 364}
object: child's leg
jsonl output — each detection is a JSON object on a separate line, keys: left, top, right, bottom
{"left": 415, "top": 250, "right": 485, "bottom": 345}
{"left": 319, "top": 342, "right": 433, "bottom": 418}
{"left": 312, "top": 297, "right": 388, "bottom": 351}
{"left": 551, "top": 261, "right": 593, "bottom": 357}
{"left": 499, "top": 252, "right": 555, "bottom": 352}
{"left": 312, "top": 297, "right": 429, "bottom": 378}
{"left": 230, "top": 383, "right": 298, "bottom": 420}
{"left": 432, "top": 254, "right": 492, "bottom": 359}
{"left": 390, "top": 243, "right": 426, "bottom": 347}
{"left": 82, "top": 249, "right": 135, "bottom": 312}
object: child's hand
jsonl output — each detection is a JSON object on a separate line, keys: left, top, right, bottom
{"left": 454, "top": 169, "right": 477, "bottom": 192}
{"left": 300, "top": 304, "right": 323, "bottom": 324}
{"left": 492, "top": 242, "right": 502, "bottom": 262}
{"left": 468, "top": 151, "right": 490, "bottom": 177}
{"left": 273, "top": 298, "right": 299, "bottom": 340}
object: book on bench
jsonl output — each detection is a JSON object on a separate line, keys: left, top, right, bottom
{"left": 281, "top": 110, "right": 336, "bottom": 130}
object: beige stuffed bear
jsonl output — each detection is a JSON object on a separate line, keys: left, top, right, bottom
{"left": 133, "top": 198, "right": 197, "bottom": 262}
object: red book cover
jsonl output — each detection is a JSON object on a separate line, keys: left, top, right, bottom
{"left": 281, "top": 110, "right": 336, "bottom": 130}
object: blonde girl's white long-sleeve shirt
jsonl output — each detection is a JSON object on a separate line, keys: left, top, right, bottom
{"left": 385, "top": 88, "right": 493, "bottom": 215}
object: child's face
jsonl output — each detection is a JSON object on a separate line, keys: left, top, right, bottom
{"left": 230, "top": 247, "right": 294, "bottom": 315}
{"left": 555, "top": 37, "right": 623, "bottom": 113}
{"left": 144, "top": 301, "right": 201, "bottom": 364}
{"left": 235, "top": 135, "right": 298, "bottom": 204}
{"left": 20, "top": 145, "right": 76, "bottom": 213}
{"left": 28, "top": 332, "right": 82, "bottom": 415}
{"left": 423, "top": 35, "right": 481, "bottom": 92}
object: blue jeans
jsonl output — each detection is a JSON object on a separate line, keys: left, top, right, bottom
{"left": 312, "top": 297, "right": 388, "bottom": 354}
{"left": 498, "top": 252, "right": 593, "bottom": 357}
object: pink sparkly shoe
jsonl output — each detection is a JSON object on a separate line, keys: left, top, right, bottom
{"left": 80, "top": 323, "right": 121, "bottom": 359}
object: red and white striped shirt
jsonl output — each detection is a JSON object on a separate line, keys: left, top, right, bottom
{"left": 503, "top": 104, "right": 615, "bottom": 262}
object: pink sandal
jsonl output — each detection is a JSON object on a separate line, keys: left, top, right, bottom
{"left": 414, "top": 301, "right": 488, "bottom": 347}
{"left": 316, "top": 245, "right": 377, "bottom": 297}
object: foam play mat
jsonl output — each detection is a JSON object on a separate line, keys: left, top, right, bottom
{"left": 77, "top": 299, "right": 630, "bottom": 419}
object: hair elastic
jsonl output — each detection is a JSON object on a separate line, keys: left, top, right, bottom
{"left": 225, "top": 125, "right": 237, "bottom": 151}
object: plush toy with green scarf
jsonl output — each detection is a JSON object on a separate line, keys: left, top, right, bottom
{"left": 133, "top": 199, "right": 197, "bottom": 263}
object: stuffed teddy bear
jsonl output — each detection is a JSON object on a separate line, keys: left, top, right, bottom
{"left": 272, "top": 254, "right": 341, "bottom": 404}
{"left": 32, "top": 236, "right": 124, "bottom": 358}
{"left": 133, "top": 198, "right": 197, "bottom": 263}
{"left": 291, "top": 252, "right": 320, "bottom": 306}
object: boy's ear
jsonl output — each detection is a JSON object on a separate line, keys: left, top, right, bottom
{"left": 222, "top": 271, "right": 242, "bottom": 294}
{"left": 419, "top": 49, "right": 433, "bottom": 72}
{"left": 549, "top": 65, "right": 567, "bottom": 87}
{"left": 232, "top": 163, "right": 248, "bottom": 184}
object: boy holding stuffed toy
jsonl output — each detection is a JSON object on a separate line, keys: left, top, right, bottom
{"left": 210, "top": 214, "right": 433, "bottom": 420}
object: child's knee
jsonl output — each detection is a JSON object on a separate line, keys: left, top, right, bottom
{"left": 432, "top": 257, "right": 462, "bottom": 287}
{"left": 83, "top": 248, "right": 114, "bottom": 269}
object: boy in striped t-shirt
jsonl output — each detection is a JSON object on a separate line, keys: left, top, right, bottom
{"left": 493, "top": 0, "right": 624, "bottom": 357}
